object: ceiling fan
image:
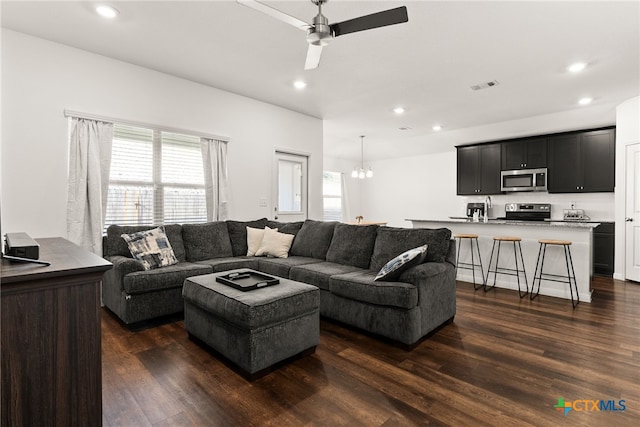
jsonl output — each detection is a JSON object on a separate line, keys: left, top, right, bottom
{"left": 237, "top": 0, "right": 408, "bottom": 70}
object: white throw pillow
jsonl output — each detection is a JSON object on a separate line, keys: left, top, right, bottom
{"left": 255, "top": 228, "right": 295, "bottom": 258}
{"left": 246, "top": 226, "right": 274, "bottom": 256}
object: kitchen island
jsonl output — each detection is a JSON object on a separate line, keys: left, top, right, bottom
{"left": 409, "top": 218, "right": 599, "bottom": 303}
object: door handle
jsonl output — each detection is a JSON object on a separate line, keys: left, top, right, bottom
{"left": 627, "top": 218, "right": 634, "bottom": 222}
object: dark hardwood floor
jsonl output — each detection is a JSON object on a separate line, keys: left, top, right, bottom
{"left": 102, "top": 277, "right": 640, "bottom": 426}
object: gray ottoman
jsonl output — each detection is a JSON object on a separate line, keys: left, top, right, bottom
{"left": 182, "top": 270, "right": 320, "bottom": 379}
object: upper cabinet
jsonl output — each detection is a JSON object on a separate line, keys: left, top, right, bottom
{"left": 457, "top": 143, "right": 502, "bottom": 195}
{"left": 548, "top": 128, "right": 615, "bottom": 193}
{"left": 501, "top": 137, "right": 547, "bottom": 170}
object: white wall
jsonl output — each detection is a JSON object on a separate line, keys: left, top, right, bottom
{"left": 0, "top": 29, "right": 323, "bottom": 238}
{"left": 614, "top": 96, "right": 640, "bottom": 280}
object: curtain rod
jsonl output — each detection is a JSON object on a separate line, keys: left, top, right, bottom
{"left": 63, "top": 109, "right": 230, "bottom": 142}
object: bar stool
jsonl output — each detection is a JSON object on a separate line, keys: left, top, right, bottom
{"left": 484, "top": 236, "right": 528, "bottom": 298}
{"left": 531, "top": 239, "right": 579, "bottom": 308}
{"left": 453, "top": 233, "right": 485, "bottom": 290}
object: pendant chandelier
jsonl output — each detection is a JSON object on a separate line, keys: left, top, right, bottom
{"left": 351, "top": 135, "right": 373, "bottom": 179}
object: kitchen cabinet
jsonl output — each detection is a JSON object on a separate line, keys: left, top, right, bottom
{"left": 548, "top": 128, "right": 615, "bottom": 193}
{"left": 501, "top": 137, "right": 547, "bottom": 170}
{"left": 593, "top": 222, "right": 614, "bottom": 276}
{"left": 457, "top": 143, "right": 502, "bottom": 195}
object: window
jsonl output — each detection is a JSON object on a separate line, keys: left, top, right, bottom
{"left": 105, "top": 124, "right": 206, "bottom": 229}
{"left": 323, "top": 171, "right": 342, "bottom": 221}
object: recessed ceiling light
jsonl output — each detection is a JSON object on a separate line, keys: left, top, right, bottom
{"left": 432, "top": 125, "right": 442, "bottom": 131}
{"left": 568, "top": 62, "right": 587, "bottom": 73}
{"left": 96, "top": 5, "right": 119, "bottom": 19}
{"left": 293, "top": 80, "right": 307, "bottom": 90}
{"left": 578, "top": 97, "right": 593, "bottom": 105}
{"left": 393, "top": 106, "right": 405, "bottom": 114}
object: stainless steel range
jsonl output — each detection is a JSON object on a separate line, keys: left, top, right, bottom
{"left": 503, "top": 203, "right": 551, "bottom": 221}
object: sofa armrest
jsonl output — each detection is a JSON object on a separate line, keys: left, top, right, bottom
{"left": 399, "top": 261, "right": 456, "bottom": 334}
{"left": 103, "top": 256, "right": 144, "bottom": 292}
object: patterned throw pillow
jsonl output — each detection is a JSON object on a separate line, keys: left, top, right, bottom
{"left": 121, "top": 227, "right": 178, "bottom": 270}
{"left": 374, "top": 245, "right": 428, "bottom": 282}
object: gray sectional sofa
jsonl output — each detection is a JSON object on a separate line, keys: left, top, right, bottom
{"left": 102, "top": 219, "right": 456, "bottom": 346}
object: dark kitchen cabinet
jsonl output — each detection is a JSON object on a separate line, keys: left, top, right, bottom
{"left": 594, "top": 222, "right": 614, "bottom": 276}
{"left": 501, "top": 137, "right": 547, "bottom": 170}
{"left": 548, "top": 128, "right": 615, "bottom": 193}
{"left": 457, "top": 143, "right": 502, "bottom": 195}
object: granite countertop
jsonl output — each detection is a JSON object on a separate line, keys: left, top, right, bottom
{"left": 406, "top": 217, "right": 601, "bottom": 228}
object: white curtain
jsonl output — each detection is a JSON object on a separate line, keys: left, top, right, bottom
{"left": 66, "top": 118, "right": 113, "bottom": 255}
{"left": 201, "top": 138, "right": 229, "bottom": 221}
{"left": 340, "top": 172, "right": 351, "bottom": 222}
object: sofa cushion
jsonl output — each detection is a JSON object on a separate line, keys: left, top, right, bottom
{"left": 370, "top": 227, "right": 452, "bottom": 271}
{"left": 290, "top": 261, "right": 363, "bottom": 291}
{"left": 226, "top": 218, "right": 268, "bottom": 256}
{"left": 266, "top": 220, "right": 304, "bottom": 236}
{"left": 182, "top": 222, "right": 233, "bottom": 262}
{"left": 325, "top": 223, "right": 378, "bottom": 269}
{"left": 329, "top": 271, "right": 418, "bottom": 309}
{"left": 257, "top": 256, "right": 321, "bottom": 278}
{"left": 195, "top": 256, "right": 260, "bottom": 273}
{"left": 289, "top": 220, "right": 338, "bottom": 260}
{"left": 375, "top": 245, "right": 428, "bottom": 282}
{"left": 105, "top": 224, "right": 186, "bottom": 262}
{"left": 255, "top": 228, "right": 295, "bottom": 258}
{"left": 123, "top": 262, "right": 212, "bottom": 295}
{"left": 121, "top": 227, "right": 179, "bottom": 270}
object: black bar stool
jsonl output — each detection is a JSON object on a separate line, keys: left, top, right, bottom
{"left": 453, "top": 233, "right": 485, "bottom": 290}
{"left": 531, "top": 239, "right": 579, "bottom": 308}
{"left": 484, "top": 236, "right": 528, "bottom": 298}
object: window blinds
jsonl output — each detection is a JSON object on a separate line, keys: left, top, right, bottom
{"left": 104, "top": 124, "right": 207, "bottom": 229}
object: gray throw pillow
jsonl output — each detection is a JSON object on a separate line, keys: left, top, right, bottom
{"left": 325, "top": 223, "right": 379, "bottom": 269}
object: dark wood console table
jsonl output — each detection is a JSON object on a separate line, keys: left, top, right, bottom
{"left": 1, "top": 238, "right": 112, "bottom": 427}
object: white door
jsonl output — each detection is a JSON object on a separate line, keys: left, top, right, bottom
{"left": 273, "top": 151, "right": 308, "bottom": 222}
{"left": 626, "top": 143, "right": 640, "bottom": 282}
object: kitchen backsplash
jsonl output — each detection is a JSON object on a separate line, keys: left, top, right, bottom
{"left": 458, "top": 192, "right": 615, "bottom": 221}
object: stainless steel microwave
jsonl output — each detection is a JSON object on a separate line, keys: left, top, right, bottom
{"left": 501, "top": 168, "right": 547, "bottom": 192}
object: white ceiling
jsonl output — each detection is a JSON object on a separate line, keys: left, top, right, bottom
{"left": 2, "top": 1, "right": 639, "bottom": 161}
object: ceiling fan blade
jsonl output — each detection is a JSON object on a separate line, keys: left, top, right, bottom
{"left": 237, "top": 0, "right": 310, "bottom": 31}
{"left": 330, "top": 6, "right": 408, "bottom": 37}
{"left": 304, "top": 44, "right": 323, "bottom": 70}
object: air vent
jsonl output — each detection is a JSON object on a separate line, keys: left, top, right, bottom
{"left": 470, "top": 80, "right": 500, "bottom": 91}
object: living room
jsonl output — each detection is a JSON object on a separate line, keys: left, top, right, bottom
{"left": 1, "top": 1, "right": 639, "bottom": 426}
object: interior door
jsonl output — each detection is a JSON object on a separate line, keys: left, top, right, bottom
{"left": 626, "top": 143, "right": 640, "bottom": 282}
{"left": 273, "top": 151, "right": 308, "bottom": 222}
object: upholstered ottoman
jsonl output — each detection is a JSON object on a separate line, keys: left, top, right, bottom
{"left": 182, "top": 270, "right": 320, "bottom": 379}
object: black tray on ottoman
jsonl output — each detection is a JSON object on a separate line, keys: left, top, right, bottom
{"left": 215, "top": 269, "right": 279, "bottom": 291}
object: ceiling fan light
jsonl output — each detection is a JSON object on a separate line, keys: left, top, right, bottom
{"left": 568, "top": 62, "right": 587, "bottom": 73}
{"left": 96, "top": 5, "right": 119, "bottom": 19}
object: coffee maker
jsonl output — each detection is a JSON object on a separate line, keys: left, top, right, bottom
{"left": 466, "top": 203, "right": 485, "bottom": 218}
